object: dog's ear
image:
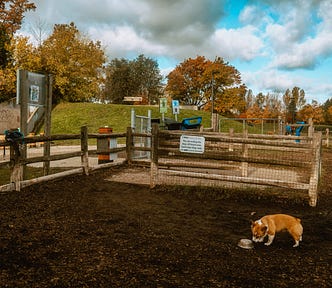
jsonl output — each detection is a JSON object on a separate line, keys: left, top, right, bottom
{"left": 262, "top": 225, "right": 268, "bottom": 233}
{"left": 250, "top": 220, "right": 255, "bottom": 226}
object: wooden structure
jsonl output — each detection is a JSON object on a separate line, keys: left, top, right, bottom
{"left": 0, "top": 125, "right": 323, "bottom": 207}
{"left": 0, "top": 126, "right": 126, "bottom": 192}
{"left": 149, "top": 124, "right": 322, "bottom": 207}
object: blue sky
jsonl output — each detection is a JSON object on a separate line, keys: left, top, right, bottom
{"left": 19, "top": 0, "right": 332, "bottom": 104}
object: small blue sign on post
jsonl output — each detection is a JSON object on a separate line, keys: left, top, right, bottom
{"left": 172, "top": 100, "right": 180, "bottom": 121}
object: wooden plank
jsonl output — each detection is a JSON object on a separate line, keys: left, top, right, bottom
{"left": 126, "top": 127, "right": 133, "bottom": 164}
{"left": 150, "top": 124, "right": 159, "bottom": 188}
{"left": 308, "top": 132, "right": 322, "bottom": 207}
{"left": 157, "top": 147, "right": 311, "bottom": 167}
{"left": 161, "top": 169, "right": 309, "bottom": 190}
{"left": 20, "top": 168, "right": 83, "bottom": 189}
{"left": 81, "top": 126, "right": 89, "bottom": 175}
{"left": 23, "top": 151, "right": 83, "bottom": 164}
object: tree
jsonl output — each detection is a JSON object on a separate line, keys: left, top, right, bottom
{"left": 262, "top": 93, "right": 283, "bottom": 119}
{"left": 326, "top": 106, "right": 332, "bottom": 124}
{"left": 104, "top": 58, "right": 134, "bottom": 103}
{"left": 297, "top": 101, "right": 324, "bottom": 124}
{"left": 12, "top": 35, "right": 41, "bottom": 71}
{"left": 213, "top": 84, "right": 246, "bottom": 115}
{"left": 41, "top": 23, "right": 106, "bottom": 103}
{"left": 243, "top": 92, "right": 283, "bottom": 123}
{"left": 323, "top": 98, "right": 332, "bottom": 124}
{"left": 166, "top": 56, "right": 244, "bottom": 113}
{"left": 0, "top": 0, "right": 35, "bottom": 101}
{"left": 131, "top": 54, "right": 163, "bottom": 104}
{"left": 104, "top": 55, "right": 163, "bottom": 104}
{"left": 246, "top": 103, "right": 262, "bottom": 123}
{"left": 0, "top": 25, "right": 12, "bottom": 68}
{"left": 283, "top": 87, "right": 306, "bottom": 122}
{"left": 0, "top": 68, "right": 16, "bottom": 100}
{"left": 0, "top": 0, "right": 36, "bottom": 34}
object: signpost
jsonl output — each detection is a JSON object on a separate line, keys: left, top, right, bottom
{"left": 17, "top": 69, "right": 53, "bottom": 177}
{"left": 172, "top": 100, "right": 180, "bottom": 121}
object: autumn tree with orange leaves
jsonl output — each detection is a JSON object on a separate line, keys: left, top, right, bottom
{"left": 166, "top": 56, "right": 246, "bottom": 114}
{"left": 0, "top": 0, "right": 35, "bottom": 101}
{"left": 297, "top": 101, "right": 324, "bottom": 124}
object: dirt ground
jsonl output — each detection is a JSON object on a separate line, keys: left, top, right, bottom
{"left": 0, "top": 150, "right": 331, "bottom": 287}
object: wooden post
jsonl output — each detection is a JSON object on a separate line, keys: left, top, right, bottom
{"left": 242, "top": 129, "right": 248, "bottom": 177}
{"left": 126, "top": 127, "right": 133, "bottom": 165}
{"left": 81, "top": 126, "right": 89, "bottom": 175}
{"left": 326, "top": 128, "right": 329, "bottom": 147}
{"left": 308, "top": 118, "right": 314, "bottom": 138}
{"left": 261, "top": 119, "right": 264, "bottom": 134}
{"left": 43, "top": 74, "right": 53, "bottom": 176}
{"left": 9, "top": 145, "right": 22, "bottom": 191}
{"left": 278, "top": 116, "right": 282, "bottom": 135}
{"left": 212, "top": 113, "right": 219, "bottom": 132}
{"left": 18, "top": 69, "right": 29, "bottom": 180}
{"left": 308, "top": 132, "right": 322, "bottom": 207}
{"left": 229, "top": 128, "right": 234, "bottom": 151}
{"left": 150, "top": 123, "right": 159, "bottom": 188}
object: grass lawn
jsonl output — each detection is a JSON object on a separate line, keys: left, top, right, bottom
{"left": 49, "top": 102, "right": 213, "bottom": 135}
{"left": 48, "top": 102, "right": 269, "bottom": 135}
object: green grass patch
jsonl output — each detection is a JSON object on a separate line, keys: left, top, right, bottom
{"left": 49, "top": 102, "right": 212, "bottom": 135}
{"left": 36, "top": 102, "right": 281, "bottom": 145}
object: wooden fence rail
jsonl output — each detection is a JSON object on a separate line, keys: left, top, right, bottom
{"left": 0, "top": 126, "right": 127, "bottom": 192}
{"left": 0, "top": 125, "right": 324, "bottom": 207}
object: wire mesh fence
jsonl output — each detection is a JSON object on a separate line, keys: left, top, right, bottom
{"left": 149, "top": 125, "right": 321, "bottom": 206}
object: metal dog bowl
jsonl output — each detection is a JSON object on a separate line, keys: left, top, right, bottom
{"left": 238, "top": 238, "right": 254, "bottom": 249}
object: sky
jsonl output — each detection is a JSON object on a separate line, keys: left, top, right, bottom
{"left": 19, "top": 0, "right": 332, "bottom": 104}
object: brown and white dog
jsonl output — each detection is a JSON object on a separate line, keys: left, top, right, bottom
{"left": 251, "top": 214, "right": 303, "bottom": 247}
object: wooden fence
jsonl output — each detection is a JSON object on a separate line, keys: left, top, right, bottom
{"left": 149, "top": 124, "right": 322, "bottom": 207}
{"left": 0, "top": 125, "right": 323, "bottom": 207}
{"left": 0, "top": 126, "right": 127, "bottom": 192}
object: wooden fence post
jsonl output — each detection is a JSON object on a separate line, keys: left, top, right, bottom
{"left": 308, "top": 132, "right": 322, "bottom": 207}
{"left": 242, "top": 129, "right": 248, "bottom": 177}
{"left": 229, "top": 128, "right": 234, "bottom": 151}
{"left": 81, "top": 126, "right": 89, "bottom": 175}
{"left": 326, "top": 128, "right": 329, "bottom": 147}
{"left": 43, "top": 74, "right": 53, "bottom": 176}
{"left": 150, "top": 123, "right": 159, "bottom": 188}
{"left": 212, "top": 113, "right": 219, "bottom": 132}
{"left": 126, "top": 127, "right": 133, "bottom": 165}
{"left": 308, "top": 118, "right": 314, "bottom": 138}
{"left": 9, "top": 145, "right": 22, "bottom": 191}
{"left": 278, "top": 116, "right": 283, "bottom": 135}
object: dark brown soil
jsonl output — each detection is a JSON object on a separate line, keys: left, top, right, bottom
{"left": 0, "top": 150, "right": 331, "bottom": 288}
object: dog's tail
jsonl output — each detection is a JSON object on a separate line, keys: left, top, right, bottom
{"left": 296, "top": 218, "right": 301, "bottom": 223}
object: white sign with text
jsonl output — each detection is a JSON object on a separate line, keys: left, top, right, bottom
{"left": 180, "top": 135, "right": 205, "bottom": 154}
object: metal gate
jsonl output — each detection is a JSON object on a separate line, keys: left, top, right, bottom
{"left": 130, "top": 109, "right": 151, "bottom": 159}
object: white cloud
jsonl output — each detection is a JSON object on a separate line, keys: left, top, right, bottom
{"left": 17, "top": 0, "right": 332, "bottom": 103}
{"left": 243, "top": 69, "right": 295, "bottom": 93}
{"left": 270, "top": 32, "right": 332, "bottom": 69}
{"left": 88, "top": 25, "right": 167, "bottom": 58}
{"left": 211, "top": 26, "right": 264, "bottom": 61}
{"left": 239, "top": 5, "right": 270, "bottom": 27}
{"left": 263, "top": 0, "right": 332, "bottom": 70}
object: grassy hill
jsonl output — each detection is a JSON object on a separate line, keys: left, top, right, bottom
{"left": 50, "top": 102, "right": 214, "bottom": 134}
{"left": 48, "top": 102, "right": 270, "bottom": 138}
